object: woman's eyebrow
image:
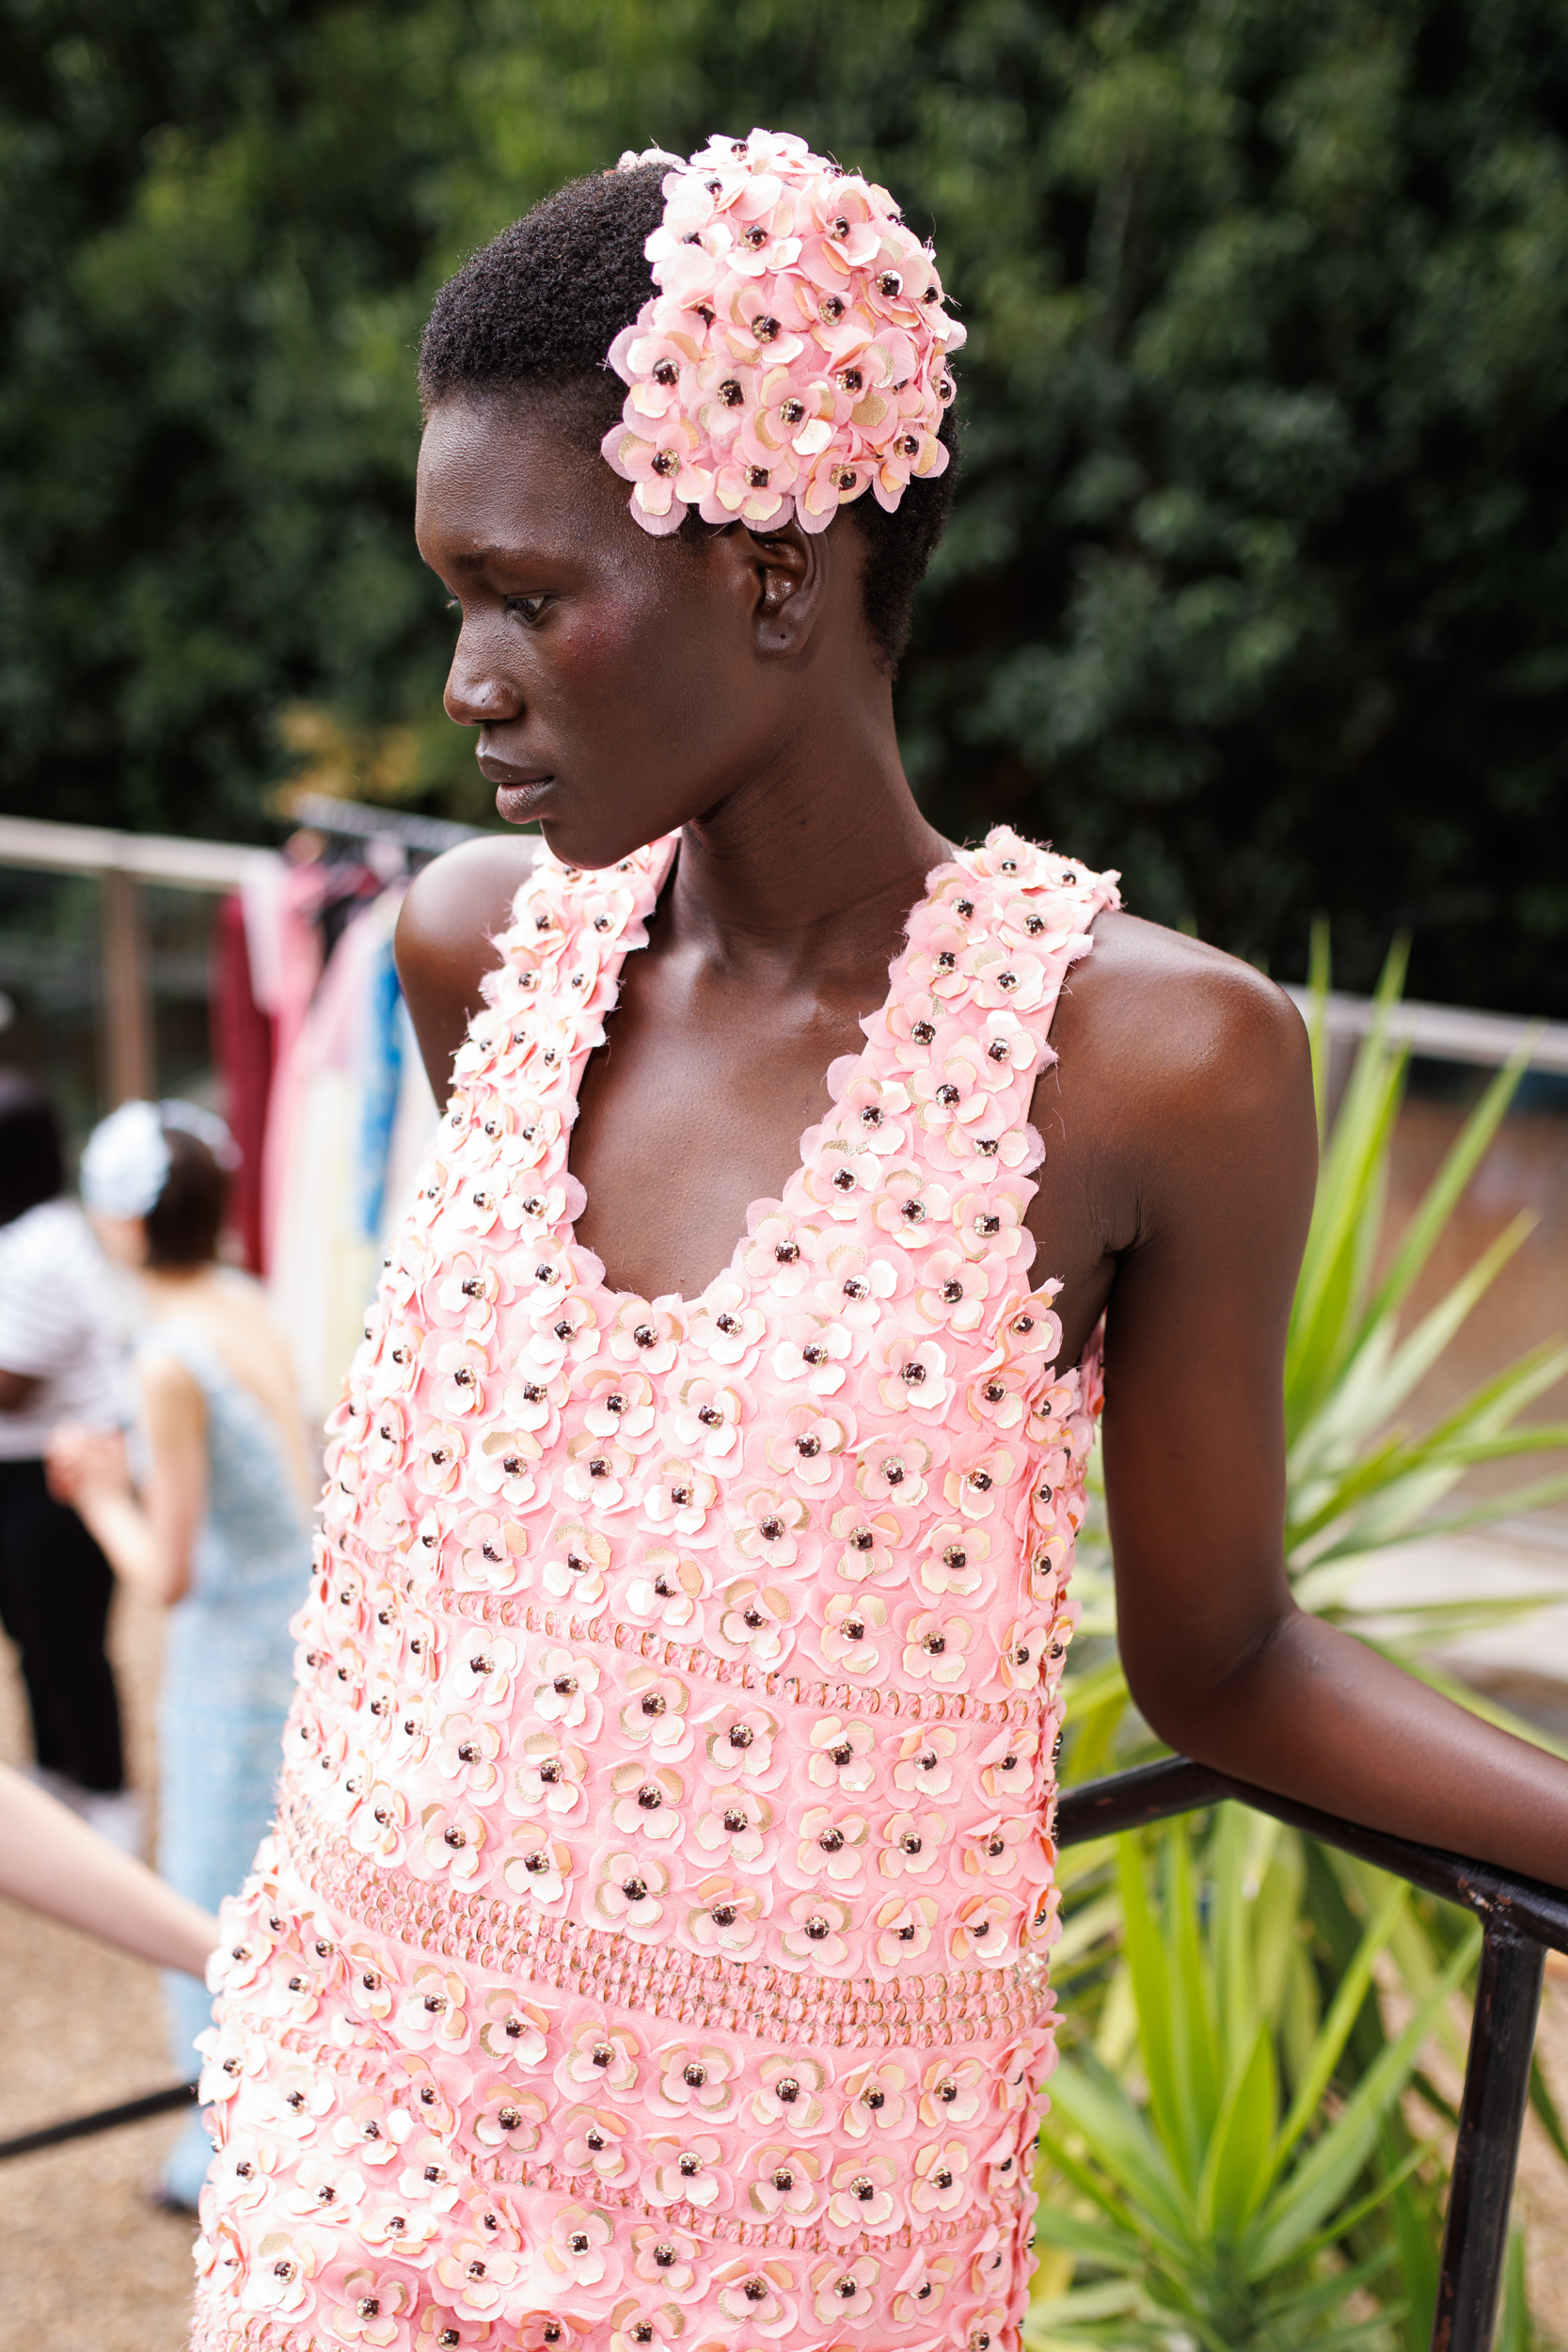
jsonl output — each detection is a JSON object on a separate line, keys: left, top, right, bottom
{"left": 451, "top": 545, "right": 524, "bottom": 570}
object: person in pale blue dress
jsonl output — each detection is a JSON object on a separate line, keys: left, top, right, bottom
{"left": 50, "top": 1101, "right": 313, "bottom": 2208}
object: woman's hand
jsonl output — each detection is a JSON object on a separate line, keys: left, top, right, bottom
{"left": 46, "top": 1423, "right": 134, "bottom": 1509}
{"left": 46, "top": 1406, "right": 190, "bottom": 1606}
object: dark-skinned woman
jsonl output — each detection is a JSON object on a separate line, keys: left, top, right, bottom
{"left": 187, "top": 135, "right": 1568, "bottom": 2352}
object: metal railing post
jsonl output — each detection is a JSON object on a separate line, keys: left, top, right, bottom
{"left": 1431, "top": 1921, "right": 1546, "bottom": 2352}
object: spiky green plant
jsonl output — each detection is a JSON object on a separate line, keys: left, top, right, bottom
{"left": 1287, "top": 928, "right": 1568, "bottom": 1647}
{"left": 1024, "top": 1812, "right": 1483, "bottom": 2351}
{"left": 1029, "top": 941, "right": 1568, "bottom": 2345}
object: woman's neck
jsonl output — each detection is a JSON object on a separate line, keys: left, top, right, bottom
{"left": 667, "top": 719, "right": 955, "bottom": 993}
{"left": 138, "top": 1264, "right": 216, "bottom": 1313}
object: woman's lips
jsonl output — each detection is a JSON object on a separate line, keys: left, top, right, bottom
{"left": 493, "top": 775, "right": 554, "bottom": 822}
{"left": 477, "top": 753, "right": 552, "bottom": 787}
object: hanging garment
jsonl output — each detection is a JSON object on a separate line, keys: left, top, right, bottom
{"left": 212, "top": 894, "right": 276, "bottom": 1276}
{"left": 265, "top": 889, "right": 437, "bottom": 1430}
{"left": 246, "top": 854, "right": 328, "bottom": 1281}
{"left": 148, "top": 1314, "right": 314, "bottom": 2205}
{"left": 193, "top": 828, "right": 1117, "bottom": 2352}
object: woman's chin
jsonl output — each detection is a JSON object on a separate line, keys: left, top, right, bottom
{"left": 531, "top": 805, "right": 674, "bottom": 873}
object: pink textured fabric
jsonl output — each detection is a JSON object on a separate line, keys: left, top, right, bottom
{"left": 191, "top": 827, "right": 1120, "bottom": 2352}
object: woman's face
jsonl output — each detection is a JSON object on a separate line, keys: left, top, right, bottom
{"left": 416, "top": 394, "right": 847, "bottom": 870}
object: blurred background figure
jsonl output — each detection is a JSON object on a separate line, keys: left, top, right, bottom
{"left": 49, "top": 1098, "right": 313, "bottom": 2212}
{"left": 0, "top": 1073, "right": 135, "bottom": 1848}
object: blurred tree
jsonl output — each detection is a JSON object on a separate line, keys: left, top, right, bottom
{"left": 686, "top": 0, "right": 1568, "bottom": 1012}
{"left": 0, "top": 0, "right": 705, "bottom": 835}
{"left": 5, "top": 0, "right": 1568, "bottom": 1011}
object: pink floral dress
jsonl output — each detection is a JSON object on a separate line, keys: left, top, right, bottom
{"left": 192, "top": 827, "right": 1119, "bottom": 2352}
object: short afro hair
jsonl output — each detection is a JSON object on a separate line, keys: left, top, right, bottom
{"left": 419, "top": 162, "right": 958, "bottom": 667}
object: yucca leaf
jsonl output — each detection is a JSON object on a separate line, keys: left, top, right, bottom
{"left": 1348, "top": 1208, "right": 1538, "bottom": 1432}
{"left": 1417, "top": 1331, "right": 1568, "bottom": 1456}
{"left": 1196, "top": 2020, "right": 1278, "bottom": 2239}
{"left": 1361, "top": 1043, "right": 1533, "bottom": 1341}
{"left": 1024, "top": 2278, "right": 1151, "bottom": 2323}
{"left": 1306, "top": 914, "right": 1333, "bottom": 1148}
{"left": 1050, "top": 1890, "right": 1126, "bottom": 1970}
{"left": 1286, "top": 946, "right": 1409, "bottom": 1424}
{"left": 1529, "top": 2051, "right": 1568, "bottom": 2170}
{"left": 1381, "top": 2146, "right": 1444, "bottom": 2352}
{"left": 1056, "top": 1654, "right": 1130, "bottom": 1731}
{"left": 1496, "top": 2225, "right": 1536, "bottom": 2352}
{"left": 1167, "top": 1826, "right": 1223, "bottom": 2168}
{"left": 1023, "top": 2279, "right": 1164, "bottom": 2352}
{"left": 1318, "top": 1475, "right": 1568, "bottom": 1568}
{"left": 1420, "top": 1423, "right": 1568, "bottom": 1467}
{"left": 1285, "top": 1429, "right": 1420, "bottom": 1551}
{"left": 1211, "top": 1808, "right": 1256, "bottom": 2076}
{"left": 1250, "top": 1836, "right": 1303, "bottom": 2023}
{"left": 1290, "top": 1359, "right": 1568, "bottom": 1567}
{"left": 1275, "top": 1873, "right": 1408, "bottom": 2166}
{"left": 1035, "top": 2115, "right": 1145, "bottom": 2235}
{"left": 1040, "top": 2051, "right": 1196, "bottom": 2245}
{"left": 1115, "top": 1836, "right": 1187, "bottom": 2173}
{"left": 1326, "top": 1595, "right": 1548, "bottom": 1645}
{"left": 1028, "top": 2207, "right": 1147, "bottom": 2271}
{"left": 1247, "top": 1923, "right": 1481, "bottom": 2275}
{"left": 1285, "top": 2130, "right": 1433, "bottom": 2265}
{"left": 1294, "top": 1212, "right": 1539, "bottom": 1490}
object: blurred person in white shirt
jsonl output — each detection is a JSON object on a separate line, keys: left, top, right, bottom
{"left": 0, "top": 1073, "right": 136, "bottom": 1850}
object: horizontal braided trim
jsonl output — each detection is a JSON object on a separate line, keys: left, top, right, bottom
{"left": 279, "top": 1789, "right": 1053, "bottom": 2049}
{"left": 331, "top": 1528, "right": 1053, "bottom": 1728}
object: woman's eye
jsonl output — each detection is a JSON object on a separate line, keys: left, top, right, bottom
{"left": 505, "top": 595, "right": 547, "bottom": 623}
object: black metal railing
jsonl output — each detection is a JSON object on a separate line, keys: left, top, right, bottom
{"left": 1058, "top": 1756, "right": 1568, "bottom": 2352}
{"left": 3, "top": 1756, "right": 1563, "bottom": 2352}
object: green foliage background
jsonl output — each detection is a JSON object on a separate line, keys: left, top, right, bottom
{"left": 6, "top": 0, "right": 1568, "bottom": 1010}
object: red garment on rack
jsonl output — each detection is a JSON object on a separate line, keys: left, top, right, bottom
{"left": 211, "top": 893, "right": 274, "bottom": 1274}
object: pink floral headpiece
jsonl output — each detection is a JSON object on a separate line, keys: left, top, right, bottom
{"left": 601, "top": 128, "right": 966, "bottom": 537}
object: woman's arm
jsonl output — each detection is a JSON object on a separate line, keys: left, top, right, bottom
{"left": 48, "top": 1353, "right": 206, "bottom": 1606}
{"left": 0, "top": 1760, "right": 218, "bottom": 1976}
{"left": 1100, "top": 953, "right": 1568, "bottom": 1890}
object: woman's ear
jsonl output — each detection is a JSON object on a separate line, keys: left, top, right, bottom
{"left": 735, "top": 517, "right": 830, "bottom": 660}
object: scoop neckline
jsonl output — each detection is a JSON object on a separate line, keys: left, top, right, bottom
{"left": 559, "top": 830, "right": 974, "bottom": 1315}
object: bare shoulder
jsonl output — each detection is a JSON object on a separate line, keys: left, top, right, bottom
{"left": 1053, "top": 908, "right": 1311, "bottom": 1129}
{"left": 395, "top": 834, "right": 541, "bottom": 1102}
{"left": 394, "top": 834, "right": 541, "bottom": 994}
{"left": 137, "top": 1348, "right": 204, "bottom": 1422}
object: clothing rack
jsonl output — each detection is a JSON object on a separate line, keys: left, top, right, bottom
{"left": 0, "top": 814, "right": 268, "bottom": 1106}
{"left": 279, "top": 790, "right": 483, "bottom": 861}
{"left": 0, "top": 801, "right": 490, "bottom": 1111}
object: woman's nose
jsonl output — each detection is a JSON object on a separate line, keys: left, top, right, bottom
{"left": 444, "top": 628, "right": 523, "bottom": 727}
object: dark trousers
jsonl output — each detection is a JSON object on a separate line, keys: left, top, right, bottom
{"left": 0, "top": 1456, "right": 124, "bottom": 1792}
